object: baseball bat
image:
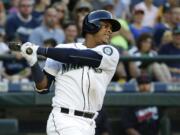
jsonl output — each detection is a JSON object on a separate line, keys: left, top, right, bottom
{"left": 8, "top": 42, "right": 33, "bottom": 55}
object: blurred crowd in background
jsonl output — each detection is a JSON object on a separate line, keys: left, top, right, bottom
{"left": 0, "top": 1, "right": 179, "bottom": 135}
{"left": 0, "top": 0, "right": 179, "bottom": 84}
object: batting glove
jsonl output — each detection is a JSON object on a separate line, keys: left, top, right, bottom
{"left": 21, "top": 42, "right": 39, "bottom": 67}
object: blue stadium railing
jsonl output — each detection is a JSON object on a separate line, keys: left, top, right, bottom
{"left": 1, "top": 81, "right": 180, "bottom": 93}
{"left": 1, "top": 54, "right": 180, "bottom": 93}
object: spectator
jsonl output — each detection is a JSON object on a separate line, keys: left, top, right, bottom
{"left": 132, "top": 33, "right": 172, "bottom": 82}
{"left": 95, "top": 107, "right": 111, "bottom": 135}
{"left": 52, "top": 1, "right": 69, "bottom": 28}
{"left": 110, "top": 18, "right": 135, "bottom": 50}
{"left": 111, "top": 46, "right": 128, "bottom": 83}
{"left": 114, "top": 0, "right": 131, "bottom": 20}
{"left": 0, "top": 28, "right": 9, "bottom": 80}
{"left": 0, "top": 1, "right": 6, "bottom": 28}
{"left": 101, "top": 0, "right": 130, "bottom": 21}
{"left": 112, "top": 62, "right": 127, "bottom": 83}
{"left": 8, "top": 0, "right": 20, "bottom": 14}
{"left": 153, "top": 4, "right": 172, "bottom": 48}
{"left": 112, "top": 46, "right": 139, "bottom": 83}
{"left": 0, "top": 1, "right": 6, "bottom": 52}
{"left": 129, "top": 7, "right": 153, "bottom": 40}
{"left": 38, "top": 38, "right": 57, "bottom": 68}
{"left": 5, "top": 0, "right": 40, "bottom": 43}
{"left": 130, "top": 0, "right": 142, "bottom": 8}
{"left": 0, "top": 29, "right": 9, "bottom": 55}
{"left": 160, "top": 29, "right": 173, "bottom": 45}
{"left": 170, "top": 6, "right": 180, "bottom": 28}
{"left": 158, "top": 25, "right": 180, "bottom": 82}
{"left": 32, "top": 0, "right": 51, "bottom": 24}
{"left": 134, "top": 0, "right": 158, "bottom": 28}
{"left": 0, "top": 2, "right": 8, "bottom": 73}
{"left": 101, "top": 1, "right": 115, "bottom": 17}
{"left": 120, "top": 73, "right": 162, "bottom": 135}
{"left": 167, "top": 0, "right": 180, "bottom": 8}
{"left": 89, "top": 0, "right": 102, "bottom": 10}
{"left": 73, "top": 1, "right": 92, "bottom": 42}
{"left": 66, "top": 0, "right": 78, "bottom": 12}
{"left": 63, "top": 22, "right": 78, "bottom": 43}
{"left": 154, "top": 6, "right": 180, "bottom": 44}
{"left": 153, "top": 0, "right": 167, "bottom": 7}
{"left": 1, "top": 51, "right": 31, "bottom": 83}
{"left": 122, "top": 50, "right": 140, "bottom": 81}
{"left": 28, "top": 7, "right": 65, "bottom": 46}
{"left": 73, "top": 1, "right": 92, "bottom": 20}
{"left": 43, "top": 38, "right": 57, "bottom": 48}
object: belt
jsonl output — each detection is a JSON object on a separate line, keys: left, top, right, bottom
{"left": 60, "top": 107, "right": 95, "bottom": 119}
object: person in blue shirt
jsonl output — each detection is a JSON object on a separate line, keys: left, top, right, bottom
{"left": 28, "top": 7, "right": 65, "bottom": 46}
{"left": 158, "top": 25, "right": 180, "bottom": 81}
{"left": 129, "top": 7, "right": 153, "bottom": 40}
{"left": 32, "top": 0, "right": 51, "bottom": 24}
{"left": 5, "top": 0, "right": 40, "bottom": 43}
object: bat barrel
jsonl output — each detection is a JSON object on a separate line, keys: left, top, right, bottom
{"left": 8, "top": 42, "right": 33, "bottom": 55}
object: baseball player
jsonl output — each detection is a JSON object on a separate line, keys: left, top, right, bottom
{"left": 20, "top": 10, "right": 121, "bottom": 135}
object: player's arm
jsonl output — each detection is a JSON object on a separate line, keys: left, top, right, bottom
{"left": 20, "top": 42, "right": 55, "bottom": 93}
{"left": 21, "top": 42, "right": 119, "bottom": 70}
{"left": 31, "top": 62, "right": 55, "bottom": 94}
{"left": 36, "top": 47, "right": 103, "bottom": 67}
{"left": 36, "top": 45, "right": 119, "bottom": 71}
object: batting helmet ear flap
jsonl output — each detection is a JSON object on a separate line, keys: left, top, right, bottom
{"left": 82, "top": 14, "right": 100, "bottom": 37}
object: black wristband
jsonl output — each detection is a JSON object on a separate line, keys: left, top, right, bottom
{"left": 37, "top": 47, "right": 48, "bottom": 56}
{"left": 31, "top": 62, "right": 45, "bottom": 83}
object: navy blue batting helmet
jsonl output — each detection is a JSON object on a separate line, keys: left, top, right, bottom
{"left": 82, "top": 10, "right": 121, "bottom": 37}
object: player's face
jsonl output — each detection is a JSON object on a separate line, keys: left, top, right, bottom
{"left": 93, "top": 21, "right": 112, "bottom": 45}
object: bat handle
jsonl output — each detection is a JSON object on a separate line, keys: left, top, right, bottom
{"left": 26, "top": 47, "right": 33, "bottom": 55}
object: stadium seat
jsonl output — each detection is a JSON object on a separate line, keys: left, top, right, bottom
{"left": 0, "top": 119, "right": 18, "bottom": 134}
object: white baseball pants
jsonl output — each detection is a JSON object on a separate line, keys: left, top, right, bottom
{"left": 46, "top": 108, "right": 96, "bottom": 135}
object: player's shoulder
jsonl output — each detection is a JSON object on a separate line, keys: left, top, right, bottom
{"left": 55, "top": 42, "right": 85, "bottom": 49}
{"left": 55, "top": 43, "right": 73, "bottom": 48}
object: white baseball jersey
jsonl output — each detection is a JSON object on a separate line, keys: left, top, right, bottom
{"left": 44, "top": 43, "right": 119, "bottom": 112}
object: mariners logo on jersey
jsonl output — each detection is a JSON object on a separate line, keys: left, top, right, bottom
{"left": 103, "top": 47, "right": 113, "bottom": 56}
{"left": 62, "top": 64, "right": 83, "bottom": 74}
{"left": 62, "top": 63, "right": 102, "bottom": 74}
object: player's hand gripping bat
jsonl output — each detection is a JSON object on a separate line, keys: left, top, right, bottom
{"left": 8, "top": 42, "right": 33, "bottom": 55}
